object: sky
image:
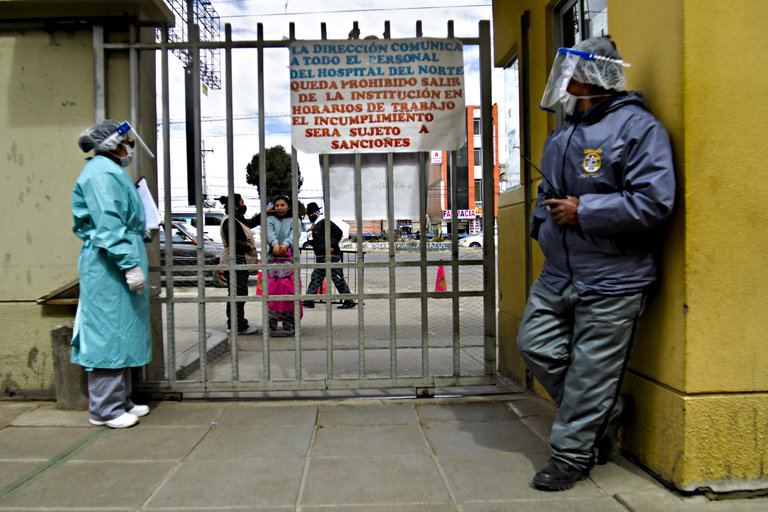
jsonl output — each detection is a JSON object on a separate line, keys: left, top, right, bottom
{"left": 156, "top": 0, "right": 501, "bottom": 209}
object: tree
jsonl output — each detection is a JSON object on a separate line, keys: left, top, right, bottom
{"left": 246, "top": 145, "right": 303, "bottom": 201}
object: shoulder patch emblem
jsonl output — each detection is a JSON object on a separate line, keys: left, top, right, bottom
{"left": 582, "top": 151, "right": 602, "bottom": 173}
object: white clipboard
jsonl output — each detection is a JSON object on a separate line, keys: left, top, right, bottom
{"left": 136, "top": 177, "right": 160, "bottom": 229}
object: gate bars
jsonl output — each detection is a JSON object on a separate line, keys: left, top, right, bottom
{"left": 97, "top": 17, "right": 497, "bottom": 396}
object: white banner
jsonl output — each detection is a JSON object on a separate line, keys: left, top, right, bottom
{"left": 327, "top": 153, "right": 420, "bottom": 219}
{"left": 290, "top": 38, "right": 466, "bottom": 153}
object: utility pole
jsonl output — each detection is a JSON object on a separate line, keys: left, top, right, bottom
{"left": 162, "top": 0, "right": 220, "bottom": 205}
{"left": 185, "top": 0, "right": 196, "bottom": 205}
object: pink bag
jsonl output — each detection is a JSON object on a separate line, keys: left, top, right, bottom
{"left": 266, "top": 250, "right": 303, "bottom": 317}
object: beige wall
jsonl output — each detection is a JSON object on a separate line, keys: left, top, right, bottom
{"left": 0, "top": 0, "right": 170, "bottom": 398}
{"left": 494, "top": 0, "right": 768, "bottom": 492}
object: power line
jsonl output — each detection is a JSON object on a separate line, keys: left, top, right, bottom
{"left": 216, "top": 3, "right": 492, "bottom": 19}
{"left": 164, "top": 113, "right": 290, "bottom": 125}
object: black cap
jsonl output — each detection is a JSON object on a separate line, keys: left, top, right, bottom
{"left": 306, "top": 202, "right": 321, "bottom": 214}
{"left": 217, "top": 194, "right": 242, "bottom": 213}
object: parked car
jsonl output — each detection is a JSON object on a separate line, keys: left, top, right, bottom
{"left": 458, "top": 233, "right": 483, "bottom": 248}
{"left": 171, "top": 209, "right": 225, "bottom": 244}
{"left": 158, "top": 221, "right": 226, "bottom": 287}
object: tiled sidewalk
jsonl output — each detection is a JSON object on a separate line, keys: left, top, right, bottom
{"left": 1, "top": 395, "right": 766, "bottom": 511}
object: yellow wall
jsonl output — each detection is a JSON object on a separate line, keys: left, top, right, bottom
{"left": 0, "top": 1, "right": 169, "bottom": 398}
{"left": 494, "top": 0, "right": 768, "bottom": 492}
{"left": 497, "top": 188, "right": 527, "bottom": 383}
{"left": 681, "top": 1, "right": 768, "bottom": 393}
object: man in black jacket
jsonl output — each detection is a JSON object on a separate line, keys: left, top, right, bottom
{"left": 303, "top": 202, "right": 355, "bottom": 309}
{"left": 518, "top": 36, "right": 676, "bottom": 491}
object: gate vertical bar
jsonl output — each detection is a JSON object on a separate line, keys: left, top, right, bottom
{"left": 257, "top": 23, "right": 270, "bottom": 380}
{"left": 386, "top": 153, "right": 397, "bottom": 378}
{"left": 479, "top": 20, "right": 497, "bottom": 376}
{"left": 160, "top": 24, "right": 177, "bottom": 383}
{"left": 319, "top": 25, "right": 334, "bottom": 381}
{"left": 354, "top": 154, "right": 365, "bottom": 378}
{"left": 92, "top": 25, "right": 105, "bottom": 121}
{"left": 419, "top": 151, "right": 429, "bottom": 377}
{"left": 224, "top": 23, "right": 239, "bottom": 382}
{"left": 449, "top": 151, "right": 460, "bottom": 376}
{"left": 322, "top": 154, "right": 334, "bottom": 379}
{"left": 291, "top": 145, "right": 303, "bottom": 379}
{"left": 128, "top": 22, "right": 141, "bottom": 181}
{"left": 288, "top": 22, "right": 303, "bottom": 380}
{"left": 189, "top": 23, "right": 208, "bottom": 386}
{"left": 223, "top": 31, "right": 239, "bottom": 376}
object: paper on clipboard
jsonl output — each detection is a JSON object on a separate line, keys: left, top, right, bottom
{"left": 136, "top": 177, "right": 160, "bottom": 229}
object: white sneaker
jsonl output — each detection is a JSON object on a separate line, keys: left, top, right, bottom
{"left": 127, "top": 404, "right": 150, "bottom": 417}
{"left": 89, "top": 412, "right": 139, "bottom": 429}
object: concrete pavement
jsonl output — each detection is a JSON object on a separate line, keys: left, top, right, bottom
{"left": 1, "top": 394, "right": 767, "bottom": 511}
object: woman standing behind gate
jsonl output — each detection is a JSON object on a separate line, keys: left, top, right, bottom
{"left": 266, "top": 195, "right": 302, "bottom": 335}
{"left": 71, "top": 119, "right": 153, "bottom": 429}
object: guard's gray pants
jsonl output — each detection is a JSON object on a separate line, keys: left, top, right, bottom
{"left": 87, "top": 368, "right": 137, "bottom": 421}
{"left": 517, "top": 279, "right": 645, "bottom": 470}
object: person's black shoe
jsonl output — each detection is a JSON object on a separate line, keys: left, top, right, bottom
{"left": 531, "top": 459, "right": 588, "bottom": 491}
{"left": 337, "top": 301, "right": 356, "bottom": 309}
{"left": 302, "top": 300, "right": 315, "bottom": 308}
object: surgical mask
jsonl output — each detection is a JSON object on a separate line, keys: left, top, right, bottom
{"left": 561, "top": 93, "right": 578, "bottom": 116}
{"left": 560, "top": 91, "right": 614, "bottom": 116}
{"left": 114, "top": 143, "right": 134, "bottom": 167}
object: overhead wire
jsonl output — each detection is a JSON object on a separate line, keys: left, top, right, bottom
{"left": 215, "top": 3, "right": 492, "bottom": 19}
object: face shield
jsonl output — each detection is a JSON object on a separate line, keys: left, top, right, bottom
{"left": 540, "top": 48, "right": 631, "bottom": 113}
{"left": 97, "top": 121, "right": 155, "bottom": 158}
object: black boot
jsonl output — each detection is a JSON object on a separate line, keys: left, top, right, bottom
{"left": 337, "top": 300, "right": 356, "bottom": 309}
{"left": 531, "top": 459, "right": 589, "bottom": 491}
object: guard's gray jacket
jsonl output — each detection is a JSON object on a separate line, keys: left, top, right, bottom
{"left": 532, "top": 92, "right": 676, "bottom": 295}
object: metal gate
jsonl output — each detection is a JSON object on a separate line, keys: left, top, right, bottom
{"left": 100, "top": 16, "right": 497, "bottom": 398}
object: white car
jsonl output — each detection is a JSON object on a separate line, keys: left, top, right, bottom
{"left": 171, "top": 209, "right": 225, "bottom": 244}
{"left": 458, "top": 234, "right": 483, "bottom": 248}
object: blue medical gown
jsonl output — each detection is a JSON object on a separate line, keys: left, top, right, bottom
{"left": 70, "top": 155, "right": 151, "bottom": 369}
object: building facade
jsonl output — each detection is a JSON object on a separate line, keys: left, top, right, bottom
{"left": 427, "top": 104, "right": 500, "bottom": 236}
{"left": 493, "top": 0, "right": 768, "bottom": 493}
{"left": 0, "top": 1, "right": 171, "bottom": 397}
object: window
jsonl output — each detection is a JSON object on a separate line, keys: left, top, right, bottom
{"left": 473, "top": 118, "right": 481, "bottom": 135}
{"left": 556, "top": 0, "right": 608, "bottom": 50}
{"left": 473, "top": 148, "right": 482, "bottom": 166}
{"left": 474, "top": 179, "right": 483, "bottom": 203}
{"left": 503, "top": 59, "right": 520, "bottom": 190}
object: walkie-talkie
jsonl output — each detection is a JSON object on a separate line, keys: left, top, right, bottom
{"left": 521, "top": 154, "right": 566, "bottom": 200}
